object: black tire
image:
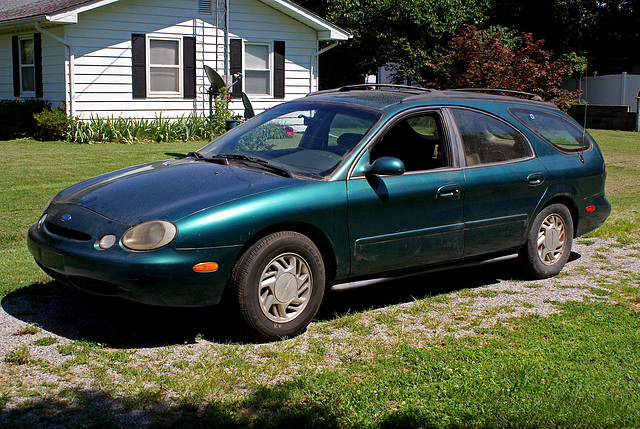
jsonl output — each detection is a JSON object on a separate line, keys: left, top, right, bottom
{"left": 230, "top": 231, "right": 325, "bottom": 341}
{"left": 519, "top": 203, "right": 573, "bottom": 279}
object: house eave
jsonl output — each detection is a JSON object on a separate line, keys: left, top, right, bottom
{"left": 0, "top": 0, "right": 119, "bottom": 32}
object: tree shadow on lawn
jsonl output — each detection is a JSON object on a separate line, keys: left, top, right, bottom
{"left": 1, "top": 252, "right": 581, "bottom": 349}
{"left": 0, "top": 382, "right": 518, "bottom": 429}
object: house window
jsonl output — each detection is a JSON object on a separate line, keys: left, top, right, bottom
{"left": 245, "top": 44, "right": 271, "bottom": 96}
{"left": 230, "top": 39, "right": 284, "bottom": 99}
{"left": 132, "top": 34, "right": 195, "bottom": 99}
{"left": 12, "top": 33, "right": 42, "bottom": 98}
{"left": 147, "top": 37, "right": 182, "bottom": 95}
{"left": 19, "top": 36, "right": 35, "bottom": 95}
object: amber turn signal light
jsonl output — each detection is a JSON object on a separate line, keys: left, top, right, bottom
{"left": 193, "top": 262, "right": 219, "bottom": 273}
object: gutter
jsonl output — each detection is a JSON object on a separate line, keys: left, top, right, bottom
{"left": 309, "top": 41, "right": 338, "bottom": 93}
{"left": 35, "top": 21, "right": 75, "bottom": 116}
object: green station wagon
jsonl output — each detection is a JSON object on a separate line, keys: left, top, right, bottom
{"left": 28, "top": 85, "right": 610, "bottom": 340}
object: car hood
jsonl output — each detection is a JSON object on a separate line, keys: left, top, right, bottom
{"left": 53, "top": 158, "right": 301, "bottom": 225}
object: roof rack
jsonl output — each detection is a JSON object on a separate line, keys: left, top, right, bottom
{"left": 450, "top": 88, "right": 544, "bottom": 101}
{"left": 341, "top": 84, "right": 432, "bottom": 93}
{"left": 313, "top": 84, "right": 432, "bottom": 95}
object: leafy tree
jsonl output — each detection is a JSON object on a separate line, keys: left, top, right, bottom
{"left": 424, "top": 25, "right": 578, "bottom": 109}
{"left": 296, "top": 0, "right": 489, "bottom": 87}
{"left": 485, "top": 0, "right": 640, "bottom": 75}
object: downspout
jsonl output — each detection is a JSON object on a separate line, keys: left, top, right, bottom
{"left": 310, "top": 41, "right": 338, "bottom": 93}
{"left": 35, "top": 22, "right": 75, "bottom": 116}
{"left": 224, "top": 0, "right": 230, "bottom": 86}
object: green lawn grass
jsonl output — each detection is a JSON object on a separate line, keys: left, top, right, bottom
{"left": 1, "top": 134, "right": 639, "bottom": 427}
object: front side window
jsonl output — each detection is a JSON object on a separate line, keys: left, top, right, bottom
{"left": 245, "top": 44, "right": 271, "bottom": 96}
{"left": 510, "top": 108, "right": 592, "bottom": 152}
{"left": 451, "top": 109, "right": 531, "bottom": 166}
{"left": 148, "top": 38, "right": 181, "bottom": 95}
{"left": 370, "top": 112, "right": 450, "bottom": 172}
{"left": 20, "top": 37, "right": 35, "bottom": 95}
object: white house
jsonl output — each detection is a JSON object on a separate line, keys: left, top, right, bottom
{"left": 0, "top": 0, "right": 350, "bottom": 118}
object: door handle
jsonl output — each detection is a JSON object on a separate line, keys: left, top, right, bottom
{"left": 527, "top": 173, "right": 545, "bottom": 186}
{"left": 437, "top": 184, "right": 461, "bottom": 199}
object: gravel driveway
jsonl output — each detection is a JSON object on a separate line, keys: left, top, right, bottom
{"left": 1, "top": 237, "right": 639, "bottom": 425}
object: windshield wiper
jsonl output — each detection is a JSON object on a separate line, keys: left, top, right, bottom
{"left": 208, "top": 154, "right": 293, "bottom": 178}
{"left": 188, "top": 151, "right": 206, "bottom": 159}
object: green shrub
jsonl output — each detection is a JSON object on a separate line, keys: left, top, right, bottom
{"left": 0, "top": 99, "right": 50, "bottom": 140}
{"left": 33, "top": 106, "right": 73, "bottom": 141}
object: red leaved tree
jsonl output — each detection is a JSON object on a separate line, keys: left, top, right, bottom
{"left": 423, "top": 25, "right": 579, "bottom": 110}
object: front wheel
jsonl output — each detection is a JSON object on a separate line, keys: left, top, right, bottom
{"left": 230, "top": 231, "right": 325, "bottom": 341}
{"left": 519, "top": 203, "right": 573, "bottom": 279}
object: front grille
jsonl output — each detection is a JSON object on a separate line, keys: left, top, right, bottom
{"left": 45, "top": 222, "right": 92, "bottom": 242}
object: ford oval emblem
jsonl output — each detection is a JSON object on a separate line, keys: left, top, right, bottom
{"left": 61, "top": 214, "right": 72, "bottom": 222}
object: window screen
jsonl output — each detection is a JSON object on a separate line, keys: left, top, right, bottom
{"left": 149, "top": 39, "right": 180, "bottom": 93}
{"left": 20, "top": 38, "right": 35, "bottom": 93}
{"left": 245, "top": 44, "right": 270, "bottom": 95}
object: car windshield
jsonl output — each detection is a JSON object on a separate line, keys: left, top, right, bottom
{"left": 198, "top": 101, "right": 382, "bottom": 178}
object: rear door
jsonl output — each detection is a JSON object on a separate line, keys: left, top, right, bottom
{"left": 450, "top": 108, "right": 549, "bottom": 257}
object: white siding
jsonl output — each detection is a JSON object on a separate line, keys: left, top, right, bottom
{"left": 67, "top": 0, "right": 225, "bottom": 118}
{"left": 41, "top": 27, "right": 67, "bottom": 107}
{"left": 0, "top": 0, "right": 321, "bottom": 118}
{"left": 0, "top": 34, "right": 13, "bottom": 99}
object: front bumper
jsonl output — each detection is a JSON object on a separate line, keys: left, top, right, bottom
{"left": 28, "top": 222, "right": 243, "bottom": 307}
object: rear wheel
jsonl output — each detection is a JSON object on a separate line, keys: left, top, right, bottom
{"left": 230, "top": 231, "right": 325, "bottom": 341}
{"left": 520, "top": 203, "right": 573, "bottom": 279}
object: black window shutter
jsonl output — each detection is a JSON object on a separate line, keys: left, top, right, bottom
{"left": 131, "top": 34, "right": 146, "bottom": 99}
{"left": 183, "top": 36, "right": 196, "bottom": 99}
{"left": 230, "top": 38, "right": 242, "bottom": 98}
{"left": 12, "top": 36, "right": 19, "bottom": 97}
{"left": 34, "top": 33, "right": 43, "bottom": 98}
{"left": 274, "top": 41, "right": 285, "bottom": 99}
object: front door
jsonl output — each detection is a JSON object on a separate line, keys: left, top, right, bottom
{"left": 346, "top": 110, "right": 465, "bottom": 278}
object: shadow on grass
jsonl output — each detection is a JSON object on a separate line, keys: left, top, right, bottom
{"left": 1, "top": 252, "right": 582, "bottom": 350}
{"left": 0, "top": 381, "right": 522, "bottom": 429}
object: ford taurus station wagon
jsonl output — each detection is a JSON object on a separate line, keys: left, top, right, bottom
{"left": 28, "top": 85, "right": 610, "bottom": 340}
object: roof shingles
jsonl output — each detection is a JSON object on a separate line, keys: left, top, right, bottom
{"left": 0, "top": 0, "right": 96, "bottom": 22}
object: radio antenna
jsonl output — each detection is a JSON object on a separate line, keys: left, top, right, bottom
{"left": 579, "top": 59, "right": 587, "bottom": 164}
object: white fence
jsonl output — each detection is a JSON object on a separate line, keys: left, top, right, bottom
{"left": 566, "top": 72, "right": 640, "bottom": 113}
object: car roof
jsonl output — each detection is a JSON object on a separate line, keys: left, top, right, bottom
{"left": 305, "top": 84, "right": 559, "bottom": 112}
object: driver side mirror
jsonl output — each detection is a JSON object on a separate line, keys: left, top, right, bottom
{"left": 365, "top": 157, "right": 405, "bottom": 177}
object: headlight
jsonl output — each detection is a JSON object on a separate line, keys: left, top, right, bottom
{"left": 122, "top": 221, "right": 177, "bottom": 251}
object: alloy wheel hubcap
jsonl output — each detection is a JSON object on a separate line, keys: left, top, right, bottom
{"left": 537, "top": 214, "right": 566, "bottom": 265}
{"left": 258, "top": 252, "right": 312, "bottom": 323}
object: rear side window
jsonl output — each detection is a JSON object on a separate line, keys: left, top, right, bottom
{"left": 510, "top": 108, "right": 591, "bottom": 152}
{"left": 451, "top": 109, "right": 531, "bottom": 166}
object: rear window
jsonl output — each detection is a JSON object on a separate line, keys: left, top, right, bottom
{"left": 510, "top": 108, "right": 591, "bottom": 152}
